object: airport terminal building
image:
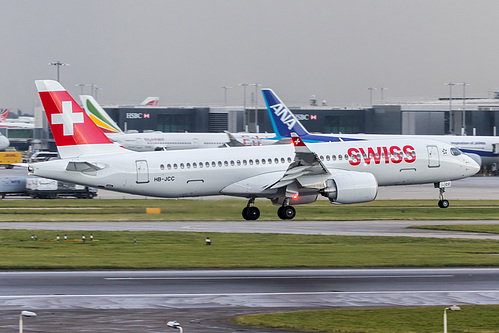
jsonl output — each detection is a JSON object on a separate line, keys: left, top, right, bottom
{"left": 102, "top": 98, "right": 499, "bottom": 137}
{"left": 6, "top": 97, "right": 499, "bottom": 152}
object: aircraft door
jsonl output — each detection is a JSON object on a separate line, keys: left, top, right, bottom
{"left": 136, "top": 160, "right": 150, "bottom": 183}
{"left": 427, "top": 145, "right": 440, "bottom": 168}
{"left": 192, "top": 138, "right": 200, "bottom": 148}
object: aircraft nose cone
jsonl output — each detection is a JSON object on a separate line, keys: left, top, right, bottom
{"left": 466, "top": 157, "right": 481, "bottom": 176}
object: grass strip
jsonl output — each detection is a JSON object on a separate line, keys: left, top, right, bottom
{"left": 3, "top": 230, "right": 499, "bottom": 269}
{"left": 0, "top": 199, "right": 497, "bottom": 221}
{"left": 233, "top": 305, "right": 499, "bottom": 333}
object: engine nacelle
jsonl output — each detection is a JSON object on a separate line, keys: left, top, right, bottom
{"left": 271, "top": 194, "right": 318, "bottom": 206}
{"left": 321, "top": 172, "right": 378, "bottom": 204}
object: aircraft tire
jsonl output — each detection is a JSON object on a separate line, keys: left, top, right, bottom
{"left": 278, "top": 206, "right": 296, "bottom": 220}
{"left": 247, "top": 207, "right": 260, "bottom": 220}
{"left": 438, "top": 199, "right": 450, "bottom": 208}
{"left": 242, "top": 207, "right": 249, "bottom": 220}
{"left": 242, "top": 206, "right": 260, "bottom": 220}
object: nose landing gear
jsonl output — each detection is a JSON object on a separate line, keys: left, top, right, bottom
{"left": 435, "top": 182, "right": 451, "bottom": 208}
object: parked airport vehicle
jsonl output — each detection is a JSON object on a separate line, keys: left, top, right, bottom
{"left": 0, "top": 151, "right": 21, "bottom": 168}
{"left": 26, "top": 178, "right": 97, "bottom": 199}
{"left": 79, "top": 95, "right": 274, "bottom": 151}
{"left": 0, "top": 175, "right": 96, "bottom": 199}
{"left": 29, "top": 151, "right": 59, "bottom": 162}
{"left": 29, "top": 80, "right": 479, "bottom": 220}
{"left": 262, "top": 88, "right": 499, "bottom": 168}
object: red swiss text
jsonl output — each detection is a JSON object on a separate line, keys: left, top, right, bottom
{"left": 347, "top": 145, "right": 416, "bottom": 166}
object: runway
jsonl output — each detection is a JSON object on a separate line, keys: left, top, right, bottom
{"left": 1, "top": 219, "right": 499, "bottom": 239}
{"left": 2, "top": 268, "right": 499, "bottom": 332}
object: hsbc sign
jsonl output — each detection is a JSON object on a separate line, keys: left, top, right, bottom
{"left": 295, "top": 114, "right": 317, "bottom": 121}
{"left": 126, "top": 113, "right": 151, "bottom": 119}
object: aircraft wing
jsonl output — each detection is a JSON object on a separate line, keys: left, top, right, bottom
{"left": 267, "top": 134, "right": 330, "bottom": 191}
{"left": 220, "top": 134, "right": 330, "bottom": 197}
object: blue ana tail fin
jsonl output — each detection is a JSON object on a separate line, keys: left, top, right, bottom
{"left": 262, "top": 89, "right": 309, "bottom": 138}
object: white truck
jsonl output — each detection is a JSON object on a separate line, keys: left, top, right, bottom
{"left": 0, "top": 177, "right": 97, "bottom": 199}
{"left": 25, "top": 178, "right": 97, "bottom": 199}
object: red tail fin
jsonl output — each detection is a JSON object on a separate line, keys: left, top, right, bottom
{"left": 36, "top": 80, "right": 125, "bottom": 158}
{"left": 0, "top": 109, "right": 10, "bottom": 122}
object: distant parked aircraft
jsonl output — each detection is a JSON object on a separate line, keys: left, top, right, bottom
{"left": 262, "top": 88, "right": 498, "bottom": 168}
{"left": 79, "top": 95, "right": 274, "bottom": 151}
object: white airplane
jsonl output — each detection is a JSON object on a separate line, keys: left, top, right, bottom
{"left": 0, "top": 108, "right": 34, "bottom": 129}
{"left": 262, "top": 89, "right": 499, "bottom": 168}
{"left": 79, "top": 95, "right": 274, "bottom": 151}
{"left": 29, "top": 80, "right": 480, "bottom": 220}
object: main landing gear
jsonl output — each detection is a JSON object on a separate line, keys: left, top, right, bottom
{"left": 277, "top": 198, "right": 296, "bottom": 220}
{"left": 242, "top": 198, "right": 260, "bottom": 220}
{"left": 241, "top": 198, "right": 297, "bottom": 220}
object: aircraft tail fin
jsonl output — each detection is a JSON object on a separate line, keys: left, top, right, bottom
{"left": 36, "top": 80, "right": 127, "bottom": 159}
{"left": 79, "top": 95, "right": 123, "bottom": 134}
{"left": 223, "top": 131, "right": 246, "bottom": 147}
{"left": 262, "top": 89, "right": 309, "bottom": 138}
{"left": 140, "top": 97, "right": 159, "bottom": 106}
{"left": 0, "top": 108, "right": 10, "bottom": 122}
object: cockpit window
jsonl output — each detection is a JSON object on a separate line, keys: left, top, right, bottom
{"left": 450, "top": 147, "right": 462, "bottom": 156}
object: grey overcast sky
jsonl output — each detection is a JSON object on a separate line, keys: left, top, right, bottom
{"left": 2, "top": 0, "right": 499, "bottom": 113}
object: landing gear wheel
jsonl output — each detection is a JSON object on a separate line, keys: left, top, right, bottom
{"left": 242, "top": 206, "right": 260, "bottom": 220}
{"left": 438, "top": 199, "right": 449, "bottom": 208}
{"left": 278, "top": 205, "right": 296, "bottom": 220}
{"left": 437, "top": 186, "right": 450, "bottom": 208}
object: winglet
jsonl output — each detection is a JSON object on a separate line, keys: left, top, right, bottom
{"left": 36, "top": 80, "right": 126, "bottom": 158}
{"left": 291, "top": 132, "right": 306, "bottom": 147}
{"left": 262, "top": 89, "right": 310, "bottom": 138}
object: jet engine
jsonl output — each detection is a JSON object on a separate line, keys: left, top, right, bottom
{"left": 321, "top": 171, "right": 378, "bottom": 204}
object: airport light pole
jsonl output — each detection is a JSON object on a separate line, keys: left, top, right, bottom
{"left": 221, "top": 86, "right": 232, "bottom": 105}
{"left": 457, "top": 82, "right": 469, "bottom": 135}
{"left": 94, "top": 86, "right": 102, "bottom": 101}
{"left": 367, "top": 87, "right": 376, "bottom": 106}
{"left": 239, "top": 83, "right": 249, "bottom": 130}
{"left": 443, "top": 305, "right": 460, "bottom": 333}
{"left": 380, "top": 87, "right": 387, "bottom": 101}
{"left": 250, "top": 83, "right": 261, "bottom": 132}
{"left": 49, "top": 61, "right": 69, "bottom": 82}
{"left": 445, "top": 83, "right": 455, "bottom": 134}
{"left": 19, "top": 311, "right": 36, "bottom": 333}
{"left": 76, "top": 83, "right": 92, "bottom": 95}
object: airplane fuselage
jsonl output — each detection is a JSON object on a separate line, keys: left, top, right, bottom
{"left": 107, "top": 132, "right": 275, "bottom": 151}
{"left": 29, "top": 139, "right": 478, "bottom": 200}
